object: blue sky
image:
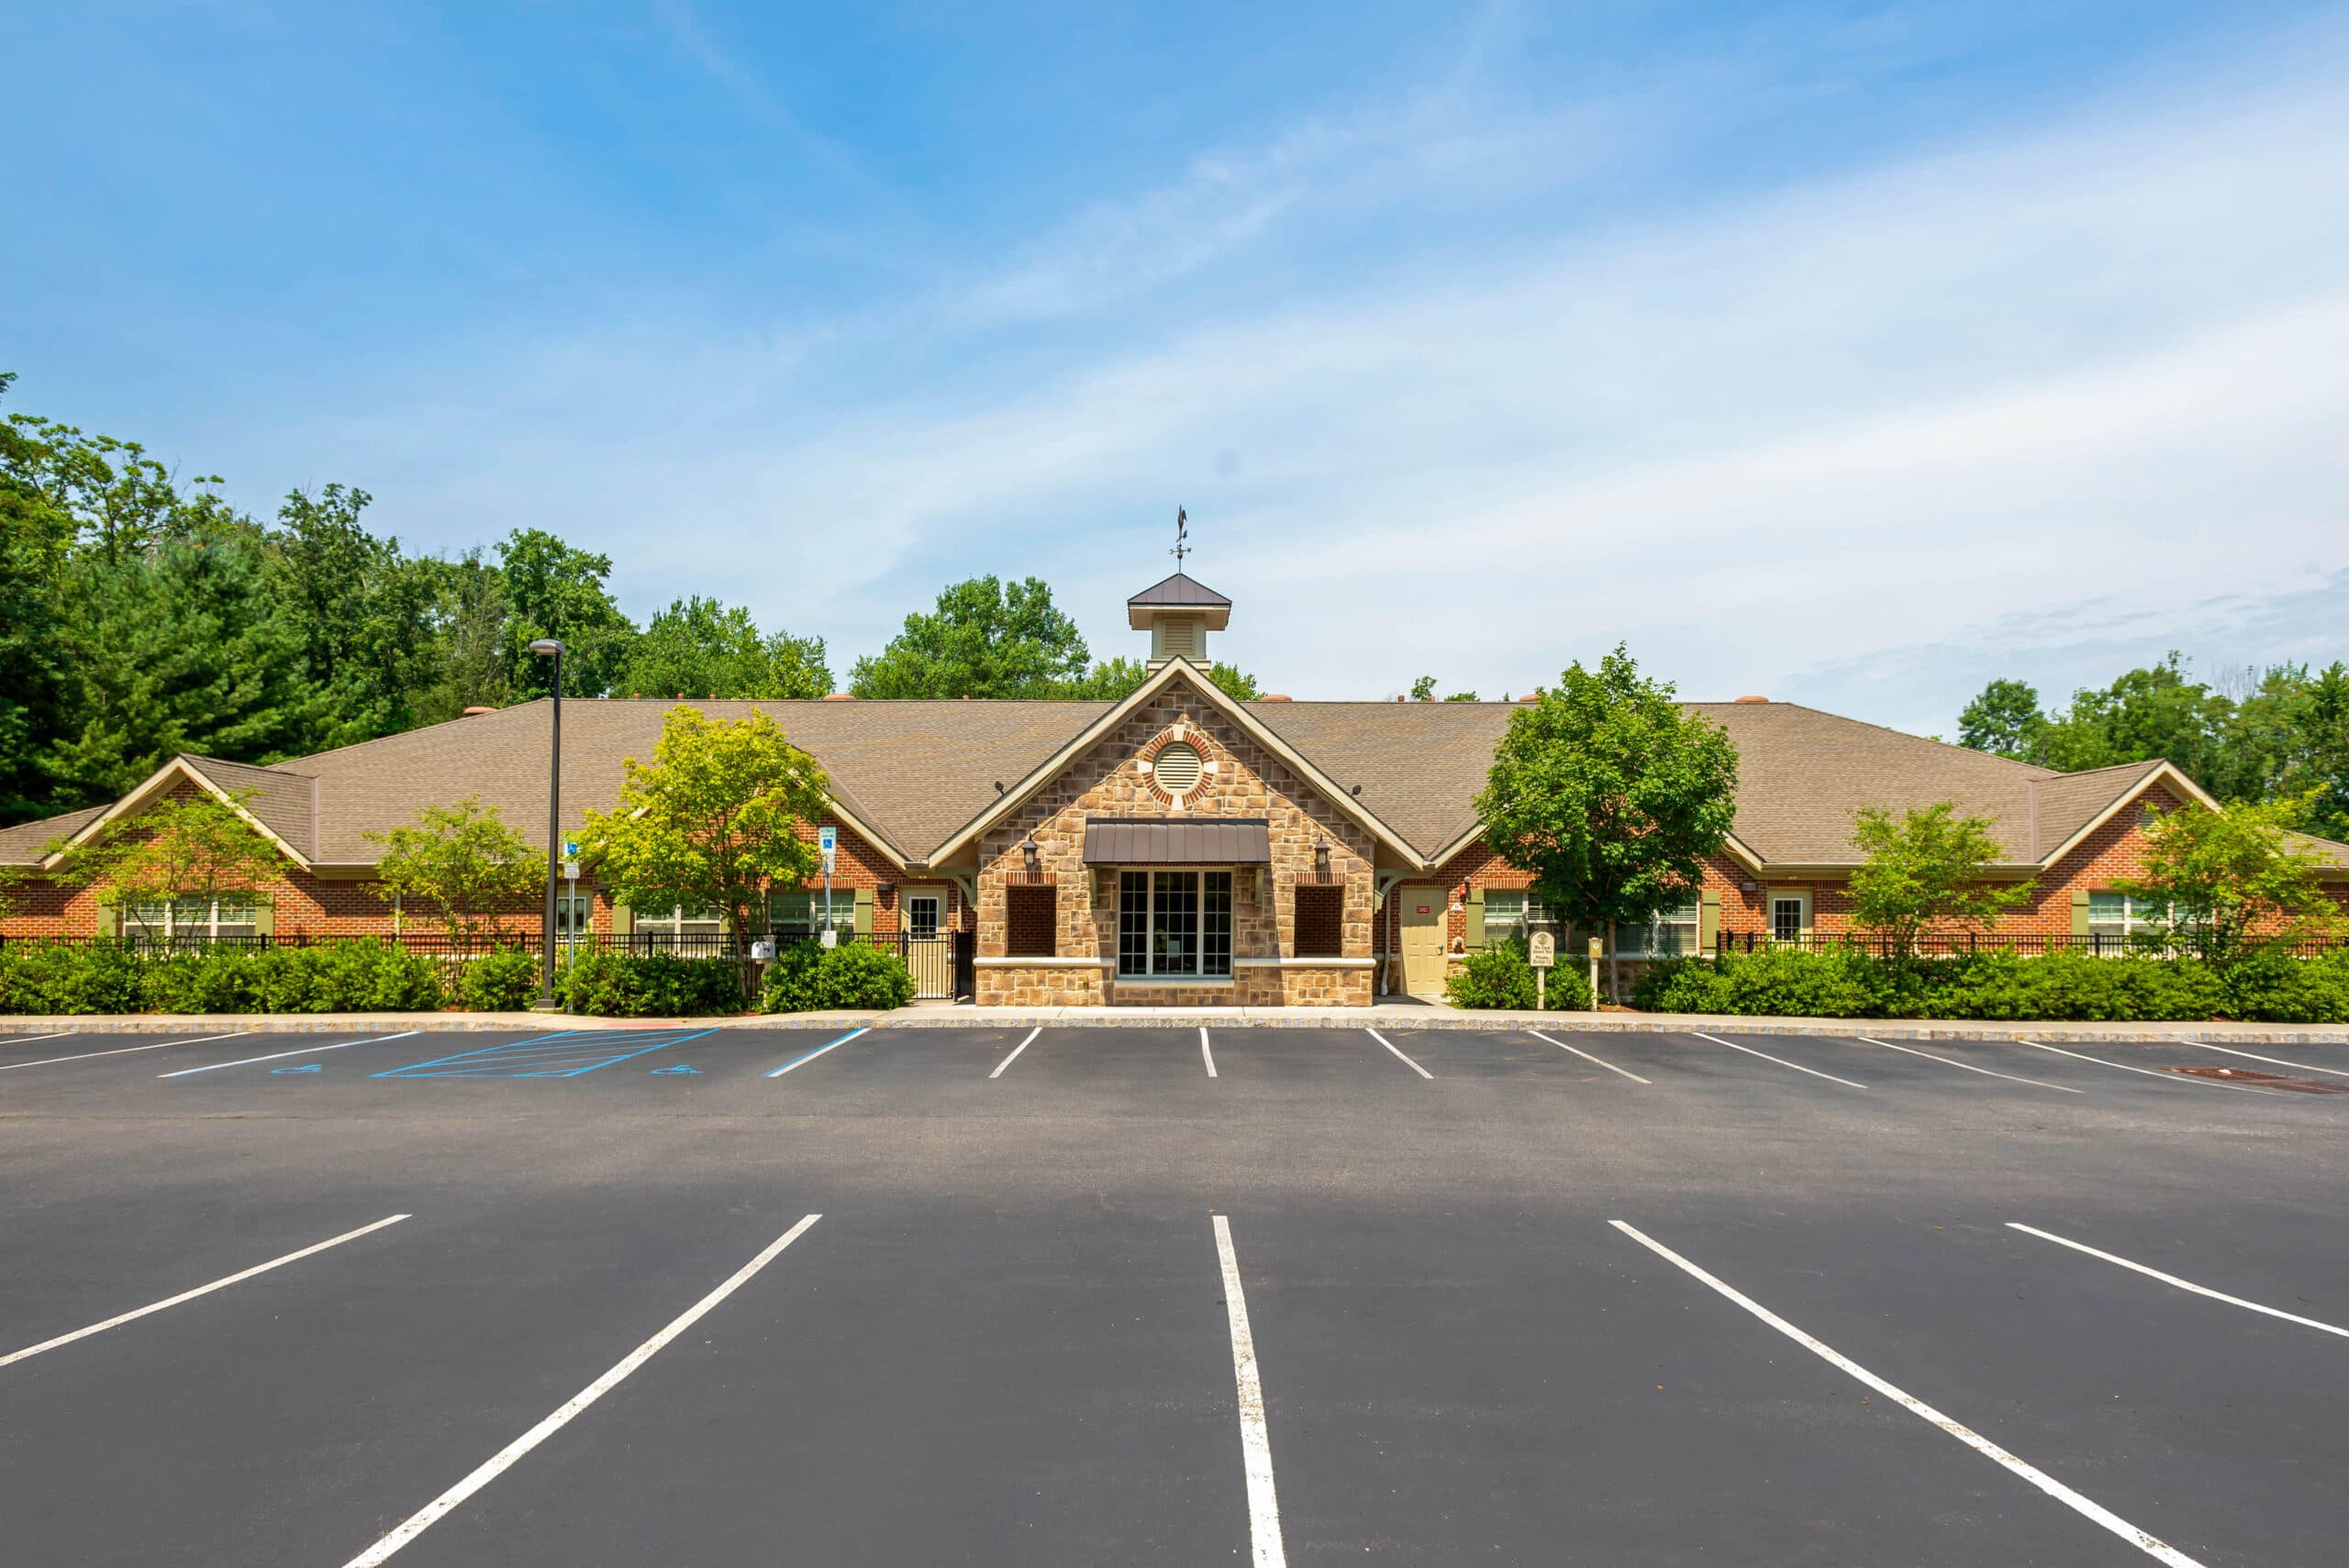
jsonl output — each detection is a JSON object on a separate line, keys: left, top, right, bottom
{"left": 10, "top": 2, "right": 2349, "bottom": 733}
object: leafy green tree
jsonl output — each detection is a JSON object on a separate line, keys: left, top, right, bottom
{"left": 579, "top": 706, "right": 829, "bottom": 940}
{"left": 1061, "top": 655, "right": 1260, "bottom": 702}
{"left": 49, "top": 530, "right": 322, "bottom": 804}
{"left": 47, "top": 791, "right": 281, "bottom": 940}
{"left": 2117, "top": 795, "right": 2346, "bottom": 962}
{"left": 364, "top": 796, "right": 546, "bottom": 944}
{"left": 1476, "top": 646, "right": 1740, "bottom": 1001}
{"left": 0, "top": 374, "right": 75, "bottom": 819}
{"left": 270, "top": 484, "right": 440, "bottom": 747}
{"left": 618, "top": 595, "right": 832, "bottom": 699}
{"left": 1847, "top": 801, "right": 2034, "bottom": 957}
{"left": 1957, "top": 678, "right": 2049, "bottom": 762}
{"left": 410, "top": 548, "right": 514, "bottom": 724}
{"left": 2035, "top": 654, "right": 2232, "bottom": 782}
{"left": 851, "top": 575, "right": 1090, "bottom": 698}
{"left": 1410, "top": 676, "right": 1479, "bottom": 703}
{"left": 497, "top": 528, "right": 638, "bottom": 699}
{"left": 2277, "top": 663, "right": 2349, "bottom": 844}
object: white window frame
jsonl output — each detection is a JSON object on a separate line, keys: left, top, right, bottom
{"left": 904, "top": 892, "right": 944, "bottom": 941}
{"left": 1769, "top": 892, "right": 1810, "bottom": 944}
{"left": 634, "top": 904, "right": 725, "bottom": 937}
{"left": 124, "top": 896, "right": 260, "bottom": 941}
{"left": 1619, "top": 897, "right": 1701, "bottom": 958}
{"left": 2087, "top": 891, "right": 2171, "bottom": 939}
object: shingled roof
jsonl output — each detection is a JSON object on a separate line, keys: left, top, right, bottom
{"left": 6, "top": 684, "right": 2343, "bottom": 874}
{"left": 1126, "top": 572, "right": 1231, "bottom": 629}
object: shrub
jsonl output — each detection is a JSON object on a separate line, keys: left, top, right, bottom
{"left": 2222, "top": 946, "right": 2349, "bottom": 1023}
{"left": 1633, "top": 945, "right": 1895, "bottom": 1018}
{"left": 760, "top": 940, "right": 917, "bottom": 1013}
{"left": 558, "top": 948, "right": 749, "bottom": 1018}
{"left": 0, "top": 940, "right": 447, "bottom": 1015}
{"left": 1445, "top": 941, "right": 1594, "bottom": 1011}
{"left": 457, "top": 948, "right": 544, "bottom": 1011}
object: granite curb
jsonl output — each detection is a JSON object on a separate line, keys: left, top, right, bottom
{"left": 6, "top": 1009, "right": 2344, "bottom": 1045}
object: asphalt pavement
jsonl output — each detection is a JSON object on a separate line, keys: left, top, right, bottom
{"left": 3, "top": 1020, "right": 2345, "bottom": 1565}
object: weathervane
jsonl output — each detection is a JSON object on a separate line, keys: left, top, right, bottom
{"left": 1171, "top": 506, "right": 1190, "bottom": 568}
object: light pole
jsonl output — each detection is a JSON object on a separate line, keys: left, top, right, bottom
{"left": 529, "top": 638, "right": 564, "bottom": 1010}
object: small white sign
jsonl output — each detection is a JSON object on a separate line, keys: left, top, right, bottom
{"left": 1587, "top": 936, "right": 1604, "bottom": 960}
{"left": 821, "top": 849, "right": 836, "bottom": 875}
{"left": 562, "top": 860, "right": 579, "bottom": 880}
{"left": 819, "top": 928, "right": 838, "bottom": 949}
{"left": 818, "top": 826, "right": 838, "bottom": 852}
{"left": 751, "top": 939, "right": 776, "bottom": 962}
{"left": 1529, "top": 931, "right": 1555, "bottom": 969}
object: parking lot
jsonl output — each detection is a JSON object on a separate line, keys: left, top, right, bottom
{"left": 5, "top": 1019, "right": 2347, "bottom": 1566}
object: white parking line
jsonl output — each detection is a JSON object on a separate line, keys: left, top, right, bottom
{"left": 0, "top": 1030, "right": 72, "bottom": 1046}
{"left": 2009, "top": 1223, "right": 2349, "bottom": 1340}
{"left": 1610, "top": 1220, "right": 2208, "bottom": 1568}
{"left": 1365, "top": 1029, "right": 1432, "bottom": 1078}
{"left": 2177, "top": 1040, "right": 2349, "bottom": 1081}
{"left": 0, "top": 1030, "right": 248, "bottom": 1073}
{"left": 340, "top": 1215, "right": 822, "bottom": 1567}
{"left": 989, "top": 1027, "right": 1041, "bottom": 1079}
{"left": 2011, "top": 1039, "right": 2286, "bottom": 1095}
{"left": 1526, "top": 1029, "right": 1650, "bottom": 1084}
{"left": 1689, "top": 1032, "right": 1865, "bottom": 1090}
{"left": 159, "top": 1031, "right": 421, "bottom": 1078}
{"left": 1856, "top": 1037, "right": 2081, "bottom": 1093}
{"left": 1201, "top": 1026, "right": 1218, "bottom": 1077}
{"left": 1212, "top": 1216, "right": 1286, "bottom": 1568}
{"left": 0, "top": 1214, "right": 409, "bottom": 1370}
{"left": 765, "top": 1028, "right": 868, "bottom": 1077}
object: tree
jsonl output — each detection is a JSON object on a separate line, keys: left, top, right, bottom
{"left": 497, "top": 528, "right": 638, "bottom": 700}
{"left": 47, "top": 792, "right": 282, "bottom": 940}
{"left": 1475, "top": 646, "right": 1740, "bottom": 1001}
{"left": 850, "top": 575, "right": 1090, "bottom": 698}
{"left": 618, "top": 595, "right": 832, "bottom": 700}
{"left": 48, "top": 529, "right": 322, "bottom": 805}
{"left": 1846, "top": 801, "right": 2034, "bottom": 957}
{"left": 270, "top": 484, "right": 440, "bottom": 748}
{"left": 2116, "top": 795, "right": 2345, "bottom": 962}
{"left": 1410, "top": 676, "right": 1479, "bottom": 703}
{"left": 0, "top": 374, "right": 75, "bottom": 820}
{"left": 364, "top": 796, "right": 545, "bottom": 944}
{"left": 1957, "top": 679, "right": 2048, "bottom": 762}
{"left": 579, "top": 706, "right": 829, "bottom": 941}
{"left": 410, "top": 548, "right": 514, "bottom": 724}
{"left": 1061, "top": 655, "right": 1261, "bottom": 702}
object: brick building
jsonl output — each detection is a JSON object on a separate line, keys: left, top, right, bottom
{"left": 3, "top": 571, "right": 2344, "bottom": 1004}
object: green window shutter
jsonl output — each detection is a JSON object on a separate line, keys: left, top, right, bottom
{"left": 1464, "top": 887, "right": 1486, "bottom": 948}
{"left": 2068, "top": 888, "right": 2092, "bottom": 937}
{"left": 100, "top": 901, "right": 120, "bottom": 939}
{"left": 1698, "top": 889, "right": 1720, "bottom": 949}
{"left": 610, "top": 902, "right": 634, "bottom": 937}
{"left": 252, "top": 904, "right": 275, "bottom": 940}
{"left": 852, "top": 886, "right": 874, "bottom": 934}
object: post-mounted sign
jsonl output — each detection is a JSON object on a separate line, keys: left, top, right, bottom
{"left": 1528, "top": 931, "right": 1554, "bottom": 968}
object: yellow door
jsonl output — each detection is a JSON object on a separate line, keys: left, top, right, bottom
{"left": 1399, "top": 887, "right": 1446, "bottom": 996}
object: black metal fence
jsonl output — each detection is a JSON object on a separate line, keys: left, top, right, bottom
{"left": 1705, "top": 930, "right": 2349, "bottom": 960}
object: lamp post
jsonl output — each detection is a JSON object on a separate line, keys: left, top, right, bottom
{"left": 529, "top": 638, "right": 564, "bottom": 1009}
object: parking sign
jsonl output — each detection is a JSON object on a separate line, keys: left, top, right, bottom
{"left": 818, "top": 826, "right": 837, "bottom": 852}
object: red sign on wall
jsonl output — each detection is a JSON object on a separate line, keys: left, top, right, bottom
{"left": 1416, "top": 905, "right": 1431, "bottom": 914}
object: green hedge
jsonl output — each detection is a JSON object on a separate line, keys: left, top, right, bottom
{"left": 1446, "top": 940, "right": 1594, "bottom": 1011}
{"left": 1631, "top": 946, "right": 2349, "bottom": 1022}
{"left": 556, "top": 948, "right": 751, "bottom": 1018}
{"left": 760, "top": 940, "right": 917, "bottom": 1013}
{"left": 0, "top": 940, "right": 449, "bottom": 1015}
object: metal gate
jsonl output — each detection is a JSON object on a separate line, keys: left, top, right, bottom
{"left": 901, "top": 935, "right": 956, "bottom": 999}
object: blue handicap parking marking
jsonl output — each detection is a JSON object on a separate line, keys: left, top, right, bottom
{"left": 271, "top": 1063, "right": 325, "bottom": 1074}
{"left": 649, "top": 1063, "right": 700, "bottom": 1075}
{"left": 373, "top": 1028, "right": 718, "bottom": 1079}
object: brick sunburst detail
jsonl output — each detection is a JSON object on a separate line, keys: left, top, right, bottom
{"left": 1136, "top": 726, "right": 1217, "bottom": 808}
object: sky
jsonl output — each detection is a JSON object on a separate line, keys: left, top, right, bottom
{"left": 9, "top": 1, "right": 2349, "bottom": 736}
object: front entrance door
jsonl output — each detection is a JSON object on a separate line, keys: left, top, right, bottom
{"left": 901, "top": 889, "right": 952, "bottom": 998}
{"left": 1399, "top": 887, "right": 1447, "bottom": 996}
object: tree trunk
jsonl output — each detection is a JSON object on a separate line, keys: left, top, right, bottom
{"left": 1607, "top": 917, "right": 1620, "bottom": 1005}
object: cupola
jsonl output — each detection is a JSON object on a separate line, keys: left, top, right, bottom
{"left": 1128, "top": 571, "right": 1232, "bottom": 670}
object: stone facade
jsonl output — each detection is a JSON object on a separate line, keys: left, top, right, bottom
{"left": 974, "top": 674, "right": 1375, "bottom": 1006}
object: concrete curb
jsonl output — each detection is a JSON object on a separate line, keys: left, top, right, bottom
{"left": 5, "top": 1008, "right": 2345, "bottom": 1044}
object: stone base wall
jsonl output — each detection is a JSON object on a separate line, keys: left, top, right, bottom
{"left": 976, "top": 963, "right": 1107, "bottom": 1006}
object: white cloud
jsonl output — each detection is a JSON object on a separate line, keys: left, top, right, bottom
{"left": 278, "top": 15, "right": 2349, "bottom": 725}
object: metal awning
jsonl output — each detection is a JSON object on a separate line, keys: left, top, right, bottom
{"left": 1082, "top": 817, "right": 1271, "bottom": 864}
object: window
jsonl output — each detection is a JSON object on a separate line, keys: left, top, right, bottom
{"left": 1293, "top": 885, "right": 1343, "bottom": 958}
{"left": 122, "top": 897, "right": 260, "bottom": 942}
{"left": 2087, "top": 891, "right": 2170, "bottom": 940}
{"left": 636, "top": 905, "right": 725, "bottom": 937}
{"left": 1006, "top": 885, "right": 1057, "bottom": 958}
{"left": 905, "top": 893, "right": 942, "bottom": 941}
{"left": 1770, "top": 895, "right": 1807, "bottom": 943}
{"left": 1620, "top": 897, "right": 1701, "bottom": 958}
{"left": 767, "top": 891, "right": 852, "bottom": 938}
{"left": 1118, "top": 870, "right": 1232, "bottom": 977}
{"left": 554, "top": 894, "right": 592, "bottom": 940}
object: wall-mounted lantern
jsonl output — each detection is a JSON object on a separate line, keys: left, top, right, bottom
{"left": 1021, "top": 840, "right": 1042, "bottom": 878}
{"left": 1313, "top": 841, "right": 1332, "bottom": 880}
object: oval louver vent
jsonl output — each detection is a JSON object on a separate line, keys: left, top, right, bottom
{"left": 1152, "top": 741, "right": 1203, "bottom": 795}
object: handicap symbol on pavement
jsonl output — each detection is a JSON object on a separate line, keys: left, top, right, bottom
{"left": 272, "top": 1063, "right": 325, "bottom": 1074}
{"left": 649, "top": 1063, "right": 700, "bottom": 1075}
